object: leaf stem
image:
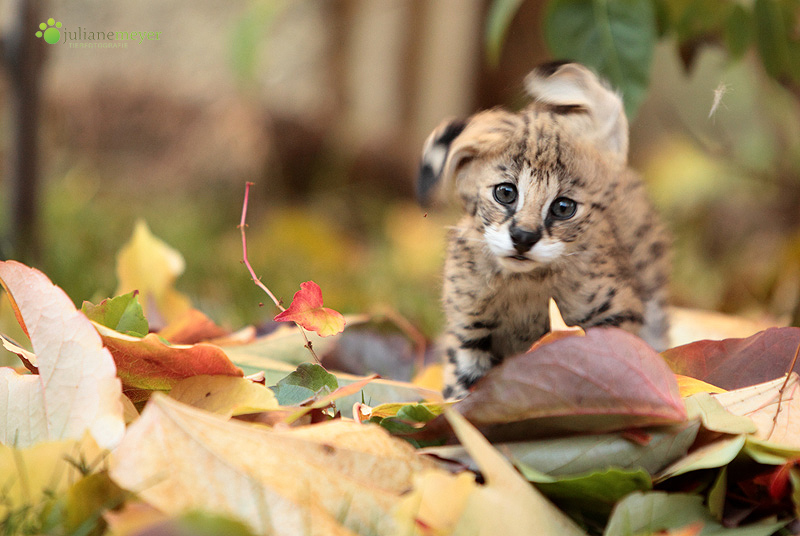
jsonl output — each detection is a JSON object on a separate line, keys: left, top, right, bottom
{"left": 239, "top": 182, "right": 320, "bottom": 363}
{"left": 769, "top": 340, "right": 800, "bottom": 439}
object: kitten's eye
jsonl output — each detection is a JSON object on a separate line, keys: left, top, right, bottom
{"left": 550, "top": 197, "right": 577, "bottom": 220}
{"left": 493, "top": 183, "right": 517, "bottom": 205}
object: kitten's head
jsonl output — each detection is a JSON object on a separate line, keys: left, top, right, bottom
{"left": 417, "top": 62, "right": 629, "bottom": 273}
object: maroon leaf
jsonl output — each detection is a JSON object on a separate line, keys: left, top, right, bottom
{"left": 662, "top": 327, "right": 800, "bottom": 390}
{"left": 448, "top": 327, "right": 686, "bottom": 442}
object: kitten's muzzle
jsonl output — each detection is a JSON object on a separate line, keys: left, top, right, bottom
{"left": 510, "top": 226, "right": 542, "bottom": 254}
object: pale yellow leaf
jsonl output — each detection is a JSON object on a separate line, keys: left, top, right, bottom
{"left": 445, "top": 410, "right": 586, "bottom": 536}
{"left": 109, "top": 394, "right": 436, "bottom": 535}
{"left": 115, "top": 219, "right": 192, "bottom": 326}
{"left": 394, "top": 469, "right": 477, "bottom": 535}
{"left": 169, "top": 375, "right": 278, "bottom": 417}
{"left": 667, "top": 306, "right": 778, "bottom": 348}
{"left": 713, "top": 373, "right": 800, "bottom": 445}
{"left": 0, "top": 261, "right": 124, "bottom": 448}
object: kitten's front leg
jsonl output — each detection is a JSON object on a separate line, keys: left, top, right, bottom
{"left": 441, "top": 329, "right": 497, "bottom": 399}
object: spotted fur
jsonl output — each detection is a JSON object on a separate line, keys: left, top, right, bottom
{"left": 418, "top": 63, "right": 670, "bottom": 399}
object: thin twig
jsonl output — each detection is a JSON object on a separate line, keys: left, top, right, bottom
{"left": 769, "top": 340, "right": 800, "bottom": 439}
{"left": 239, "top": 182, "right": 320, "bottom": 363}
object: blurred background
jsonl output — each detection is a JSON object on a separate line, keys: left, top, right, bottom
{"left": 1, "top": 0, "right": 799, "bottom": 338}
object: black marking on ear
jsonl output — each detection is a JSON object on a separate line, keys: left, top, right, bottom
{"left": 535, "top": 60, "right": 572, "bottom": 77}
{"left": 545, "top": 103, "right": 587, "bottom": 115}
{"left": 417, "top": 119, "right": 468, "bottom": 206}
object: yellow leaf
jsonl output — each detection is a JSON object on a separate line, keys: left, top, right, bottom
{"left": 169, "top": 375, "right": 278, "bottom": 417}
{"left": 115, "top": 220, "right": 192, "bottom": 326}
{"left": 412, "top": 363, "right": 444, "bottom": 392}
{"left": 109, "top": 394, "right": 436, "bottom": 535}
{"left": 394, "top": 470, "right": 478, "bottom": 536}
{"left": 0, "top": 434, "right": 104, "bottom": 519}
{"left": 676, "top": 374, "right": 727, "bottom": 397}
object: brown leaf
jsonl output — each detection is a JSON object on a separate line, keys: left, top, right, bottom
{"left": 662, "top": 327, "right": 800, "bottom": 390}
{"left": 448, "top": 328, "right": 686, "bottom": 442}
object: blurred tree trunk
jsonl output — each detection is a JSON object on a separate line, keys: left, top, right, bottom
{"left": 0, "top": 0, "right": 45, "bottom": 262}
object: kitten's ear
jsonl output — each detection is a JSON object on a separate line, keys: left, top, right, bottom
{"left": 417, "top": 118, "right": 468, "bottom": 206}
{"left": 525, "top": 62, "right": 629, "bottom": 161}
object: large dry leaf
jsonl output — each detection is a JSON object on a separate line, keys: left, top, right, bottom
{"left": 94, "top": 323, "right": 242, "bottom": 402}
{"left": 449, "top": 328, "right": 685, "bottom": 441}
{"left": 109, "top": 394, "right": 436, "bottom": 535}
{"left": 662, "top": 327, "right": 800, "bottom": 390}
{"left": 0, "top": 261, "right": 124, "bottom": 448}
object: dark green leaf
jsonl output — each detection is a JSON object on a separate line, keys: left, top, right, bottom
{"left": 518, "top": 465, "right": 652, "bottom": 519}
{"left": 724, "top": 4, "right": 752, "bottom": 60}
{"left": 754, "top": 0, "right": 800, "bottom": 84}
{"left": 269, "top": 363, "right": 338, "bottom": 406}
{"left": 485, "top": 0, "right": 526, "bottom": 66}
{"left": 544, "top": 0, "right": 657, "bottom": 118}
{"left": 81, "top": 291, "right": 148, "bottom": 337}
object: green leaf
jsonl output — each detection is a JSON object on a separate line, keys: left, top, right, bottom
{"left": 754, "top": 0, "right": 800, "bottom": 84}
{"left": 81, "top": 291, "right": 148, "bottom": 337}
{"left": 426, "top": 423, "right": 699, "bottom": 479}
{"left": 485, "top": 0, "right": 525, "bottom": 66}
{"left": 544, "top": 0, "right": 656, "bottom": 118}
{"left": 518, "top": 465, "right": 652, "bottom": 519}
{"left": 657, "top": 434, "right": 746, "bottom": 481}
{"left": 269, "top": 363, "right": 338, "bottom": 406}
{"left": 684, "top": 392, "right": 757, "bottom": 435}
{"left": 371, "top": 403, "right": 443, "bottom": 448}
{"left": 724, "top": 4, "right": 752, "bottom": 60}
{"left": 605, "top": 491, "right": 786, "bottom": 536}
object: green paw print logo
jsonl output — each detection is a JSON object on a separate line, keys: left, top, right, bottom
{"left": 35, "top": 18, "right": 62, "bottom": 44}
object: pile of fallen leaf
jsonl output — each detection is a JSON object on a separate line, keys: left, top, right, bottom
{"left": 2, "top": 221, "right": 800, "bottom": 536}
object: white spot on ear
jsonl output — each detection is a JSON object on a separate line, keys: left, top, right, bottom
{"left": 425, "top": 144, "right": 448, "bottom": 177}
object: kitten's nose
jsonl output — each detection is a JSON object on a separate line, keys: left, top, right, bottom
{"left": 509, "top": 226, "right": 541, "bottom": 254}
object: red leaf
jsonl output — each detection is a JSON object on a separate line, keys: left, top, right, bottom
{"left": 662, "top": 327, "right": 800, "bottom": 390}
{"left": 274, "top": 281, "right": 345, "bottom": 337}
{"left": 452, "top": 327, "right": 686, "bottom": 441}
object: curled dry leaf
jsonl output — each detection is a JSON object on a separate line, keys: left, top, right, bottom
{"left": 110, "top": 394, "right": 436, "bottom": 536}
{"left": 94, "top": 323, "right": 242, "bottom": 402}
{"left": 0, "top": 260, "right": 124, "bottom": 448}
{"left": 274, "top": 281, "right": 345, "bottom": 337}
